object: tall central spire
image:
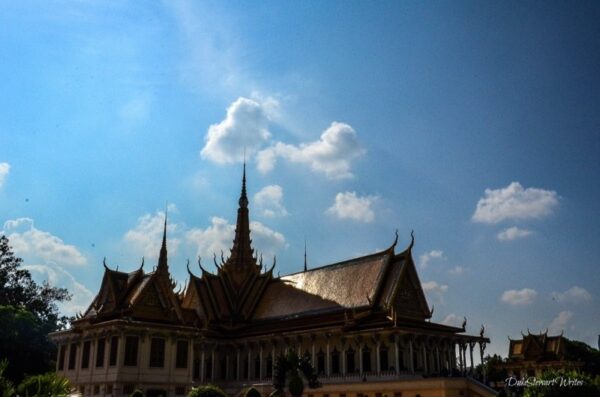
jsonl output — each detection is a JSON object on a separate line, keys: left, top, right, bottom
{"left": 157, "top": 206, "right": 168, "bottom": 272}
{"left": 223, "top": 163, "right": 259, "bottom": 282}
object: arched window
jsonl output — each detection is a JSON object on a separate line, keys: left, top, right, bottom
{"left": 362, "top": 346, "right": 372, "bottom": 372}
{"left": 331, "top": 348, "right": 340, "bottom": 374}
{"left": 317, "top": 348, "right": 326, "bottom": 375}
{"left": 346, "top": 348, "right": 356, "bottom": 373}
{"left": 254, "top": 355, "right": 260, "bottom": 379}
{"left": 379, "top": 344, "right": 389, "bottom": 371}
{"left": 219, "top": 357, "right": 227, "bottom": 380}
{"left": 266, "top": 355, "right": 273, "bottom": 377}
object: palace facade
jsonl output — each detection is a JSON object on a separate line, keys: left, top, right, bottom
{"left": 51, "top": 168, "right": 493, "bottom": 397}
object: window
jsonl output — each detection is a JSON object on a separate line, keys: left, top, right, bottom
{"left": 317, "top": 349, "right": 325, "bottom": 374}
{"left": 254, "top": 355, "right": 260, "bottom": 379}
{"left": 93, "top": 385, "right": 100, "bottom": 394}
{"left": 58, "top": 345, "right": 66, "bottom": 370}
{"left": 331, "top": 348, "right": 340, "bottom": 374}
{"left": 150, "top": 338, "right": 165, "bottom": 367}
{"left": 175, "top": 340, "right": 188, "bottom": 369}
{"left": 266, "top": 356, "right": 273, "bottom": 377}
{"left": 362, "top": 347, "right": 371, "bottom": 372}
{"left": 176, "top": 387, "right": 186, "bottom": 395}
{"left": 124, "top": 336, "right": 139, "bottom": 366}
{"left": 68, "top": 343, "right": 77, "bottom": 370}
{"left": 123, "top": 385, "right": 134, "bottom": 394}
{"left": 109, "top": 336, "right": 118, "bottom": 366}
{"left": 379, "top": 345, "right": 389, "bottom": 371}
{"left": 346, "top": 348, "right": 356, "bottom": 373}
{"left": 96, "top": 338, "right": 105, "bottom": 367}
{"left": 106, "top": 385, "right": 113, "bottom": 394}
{"left": 205, "top": 358, "right": 213, "bottom": 379}
{"left": 220, "top": 358, "right": 227, "bottom": 380}
{"left": 81, "top": 341, "right": 91, "bottom": 369}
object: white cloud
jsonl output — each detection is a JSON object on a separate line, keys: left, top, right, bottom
{"left": 200, "top": 97, "right": 272, "bottom": 164}
{"left": 497, "top": 226, "right": 533, "bottom": 241}
{"left": 0, "top": 162, "right": 9, "bottom": 188}
{"left": 257, "top": 122, "right": 365, "bottom": 179}
{"left": 422, "top": 281, "right": 449, "bottom": 294}
{"left": 326, "top": 191, "right": 378, "bottom": 222}
{"left": 186, "top": 217, "right": 286, "bottom": 264}
{"left": 3, "top": 218, "right": 87, "bottom": 266}
{"left": 472, "top": 182, "right": 559, "bottom": 224}
{"left": 448, "top": 265, "right": 465, "bottom": 275}
{"left": 119, "top": 95, "right": 152, "bottom": 123}
{"left": 549, "top": 310, "right": 573, "bottom": 333}
{"left": 25, "top": 263, "right": 94, "bottom": 316}
{"left": 552, "top": 286, "right": 592, "bottom": 304}
{"left": 123, "top": 206, "right": 181, "bottom": 260}
{"left": 254, "top": 185, "right": 288, "bottom": 217}
{"left": 419, "top": 250, "right": 444, "bottom": 268}
{"left": 501, "top": 288, "right": 538, "bottom": 305}
{"left": 442, "top": 313, "right": 462, "bottom": 327}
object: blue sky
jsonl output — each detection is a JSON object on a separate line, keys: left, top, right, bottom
{"left": 0, "top": 1, "right": 599, "bottom": 358}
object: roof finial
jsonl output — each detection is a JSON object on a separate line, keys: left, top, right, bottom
{"left": 240, "top": 156, "right": 248, "bottom": 207}
{"left": 157, "top": 203, "right": 168, "bottom": 271}
{"left": 304, "top": 237, "right": 308, "bottom": 272}
{"left": 409, "top": 230, "right": 415, "bottom": 250}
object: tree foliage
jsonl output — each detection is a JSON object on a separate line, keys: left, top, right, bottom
{"left": 187, "top": 384, "right": 227, "bottom": 397}
{"left": 0, "top": 235, "right": 72, "bottom": 383}
{"left": 273, "top": 351, "right": 320, "bottom": 397}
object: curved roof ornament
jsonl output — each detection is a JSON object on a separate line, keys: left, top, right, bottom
{"left": 389, "top": 229, "right": 399, "bottom": 251}
{"left": 461, "top": 316, "right": 467, "bottom": 331}
{"left": 480, "top": 324, "right": 485, "bottom": 338}
{"left": 429, "top": 304, "right": 434, "bottom": 318}
{"left": 267, "top": 255, "right": 277, "bottom": 274}
{"left": 186, "top": 259, "right": 193, "bottom": 276}
{"left": 103, "top": 257, "right": 109, "bottom": 270}
{"left": 197, "top": 256, "right": 209, "bottom": 275}
{"left": 139, "top": 256, "right": 145, "bottom": 270}
{"left": 409, "top": 230, "right": 415, "bottom": 251}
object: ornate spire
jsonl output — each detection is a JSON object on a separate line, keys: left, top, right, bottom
{"left": 157, "top": 206, "right": 168, "bottom": 272}
{"left": 223, "top": 164, "right": 258, "bottom": 282}
{"left": 304, "top": 238, "right": 307, "bottom": 272}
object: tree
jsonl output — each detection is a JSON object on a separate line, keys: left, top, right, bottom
{"left": 0, "top": 360, "right": 16, "bottom": 397}
{"left": 17, "top": 372, "right": 71, "bottom": 397}
{"left": 0, "top": 235, "right": 72, "bottom": 383}
{"left": 187, "top": 385, "right": 227, "bottom": 397}
{"left": 273, "top": 351, "right": 320, "bottom": 397}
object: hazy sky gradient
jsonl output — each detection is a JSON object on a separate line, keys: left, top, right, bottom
{"left": 1, "top": 1, "right": 599, "bottom": 358}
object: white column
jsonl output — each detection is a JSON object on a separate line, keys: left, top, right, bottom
{"left": 211, "top": 348, "right": 215, "bottom": 381}
{"left": 394, "top": 337, "right": 399, "bottom": 374}
{"left": 259, "top": 344, "right": 264, "bottom": 380}
{"left": 200, "top": 348, "right": 205, "bottom": 383}
{"left": 376, "top": 341, "right": 381, "bottom": 374}
{"left": 326, "top": 338, "right": 331, "bottom": 377}
{"left": 342, "top": 344, "right": 347, "bottom": 376}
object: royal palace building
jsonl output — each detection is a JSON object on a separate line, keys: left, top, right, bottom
{"left": 51, "top": 168, "right": 494, "bottom": 397}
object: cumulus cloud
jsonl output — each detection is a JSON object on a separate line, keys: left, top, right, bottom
{"left": 25, "top": 263, "right": 94, "bottom": 315}
{"left": 123, "top": 205, "right": 181, "bottom": 260}
{"left": 549, "top": 310, "right": 573, "bottom": 333}
{"left": 0, "top": 162, "right": 9, "bottom": 188}
{"left": 326, "top": 191, "right": 378, "bottom": 222}
{"left": 501, "top": 288, "right": 537, "bottom": 305}
{"left": 201, "top": 97, "right": 272, "bottom": 164}
{"left": 497, "top": 226, "right": 533, "bottom": 241}
{"left": 442, "top": 313, "right": 463, "bottom": 327}
{"left": 254, "top": 185, "right": 288, "bottom": 217}
{"left": 422, "top": 281, "right": 449, "bottom": 294}
{"left": 472, "top": 182, "right": 559, "bottom": 224}
{"left": 186, "top": 217, "right": 286, "bottom": 263}
{"left": 3, "top": 218, "right": 87, "bottom": 266}
{"left": 552, "top": 286, "right": 592, "bottom": 304}
{"left": 419, "top": 250, "right": 444, "bottom": 268}
{"left": 448, "top": 265, "right": 465, "bottom": 275}
{"left": 257, "top": 122, "right": 365, "bottom": 179}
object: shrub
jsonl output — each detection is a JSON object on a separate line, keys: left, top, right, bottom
{"left": 17, "top": 372, "right": 71, "bottom": 397}
{"left": 188, "top": 384, "right": 228, "bottom": 397}
{"left": 131, "top": 389, "right": 145, "bottom": 397}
